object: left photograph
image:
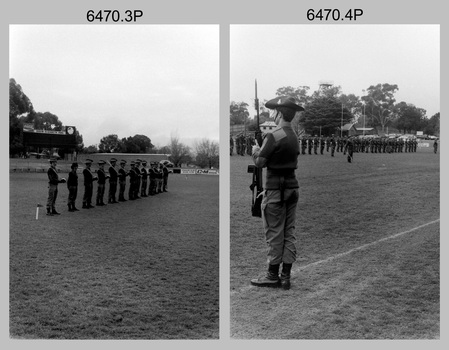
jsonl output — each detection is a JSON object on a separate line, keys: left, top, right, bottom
{"left": 9, "top": 25, "right": 219, "bottom": 339}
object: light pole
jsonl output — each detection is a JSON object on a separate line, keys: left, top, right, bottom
{"left": 341, "top": 103, "right": 344, "bottom": 137}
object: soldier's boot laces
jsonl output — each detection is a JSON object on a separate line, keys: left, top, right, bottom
{"left": 280, "top": 263, "right": 292, "bottom": 290}
{"left": 250, "top": 264, "right": 280, "bottom": 288}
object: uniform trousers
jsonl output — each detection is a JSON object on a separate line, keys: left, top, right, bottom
{"left": 68, "top": 186, "right": 77, "bottom": 206}
{"left": 119, "top": 180, "right": 126, "bottom": 200}
{"left": 83, "top": 184, "right": 93, "bottom": 205}
{"left": 47, "top": 184, "right": 58, "bottom": 210}
{"left": 261, "top": 188, "right": 299, "bottom": 265}
{"left": 109, "top": 181, "right": 117, "bottom": 202}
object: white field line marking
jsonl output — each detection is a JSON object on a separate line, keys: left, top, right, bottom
{"left": 231, "top": 219, "right": 440, "bottom": 296}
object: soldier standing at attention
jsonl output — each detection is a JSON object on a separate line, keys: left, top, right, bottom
{"left": 134, "top": 159, "right": 142, "bottom": 199}
{"left": 330, "top": 135, "right": 336, "bottom": 157}
{"left": 46, "top": 157, "right": 66, "bottom": 216}
{"left": 433, "top": 139, "right": 438, "bottom": 154}
{"left": 343, "top": 136, "right": 355, "bottom": 163}
{"left": 319, "top": 136, "right": 325, "bottom": 155}
{"left": 140, "top": 160, "right": 149, "bottom": 197}
{"left": 118, "top": 159, "right": 128, "bottom": 202}
{"left": 128, "top": 161, "right": 137, "bottom": 200}
{"left": 230, "top": 135, "right": 234, "bottom": 156}
{"left": 148, "top": 162, "right": 157, "bottom": 195}
{"left": 96, "top": 160, "right": 109, "bottom": 206}
{"left": 156, "top": 163, "right": 164, "bottom": 193}
{"left": 108, "top": 158, "right": 119, "bottom": 204}
{"left": 82, "top": 159, "right": 97, "bottom": 209}
{"left": 162, "top": 163, "right": 169, "bottom": 192}
{"left": 251, "top": 96, "right": 303, "bottom": 290}
{"left": 67, "top": 162, "right": 79, "bottom": 212}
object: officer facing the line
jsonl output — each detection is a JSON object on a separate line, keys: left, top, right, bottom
{"left": 46, "top": 157, "right": 66, "bottom": 216}
{"left": 251, "top": 95, "right": 304, "bottom": 290}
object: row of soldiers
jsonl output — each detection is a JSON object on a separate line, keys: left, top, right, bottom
{"left": 230, "top": 134, "right": 254, "bottom": 156}
{"left": 46, "top": 157, "right": 170, "bottom": 215}
{"left": 297, "top": 135, "right": 419, "bottom": 156}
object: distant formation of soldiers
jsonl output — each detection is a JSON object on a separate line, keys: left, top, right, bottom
{"left": 46, "top": 157, "right": 170, "bottom": 216}
{"left": 298, "top": 135, "right": 419, "bottom": 156}
{"left": 230, "top": 133, "right": 255, "bottom": 156}
{"left": 230, "top": 133, "right": 420, "bottom": 159}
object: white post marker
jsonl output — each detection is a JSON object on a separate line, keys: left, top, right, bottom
{"left": 36, "top": 203, "right": 43, "bottom": 220}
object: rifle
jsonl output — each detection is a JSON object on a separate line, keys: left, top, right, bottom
{"left": 248, "top": 79, "right": 263, "bottom": 218}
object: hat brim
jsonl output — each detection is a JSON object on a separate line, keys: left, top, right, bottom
{"left": 265, "top": 97, "right": 304, "bottom": 111}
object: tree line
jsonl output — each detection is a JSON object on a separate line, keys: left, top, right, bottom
{"left": 231, "top": 83, "right": 440, "bottom": 137}
{"left": 9, "top": 78, "right": 219, "bottom": 168}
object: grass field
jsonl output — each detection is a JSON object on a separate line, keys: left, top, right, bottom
{"left": 230, "top": 146, "right": 439, "bottom": 339}
{"left": 9, "top": 169, "right": 219, "bottom": 339}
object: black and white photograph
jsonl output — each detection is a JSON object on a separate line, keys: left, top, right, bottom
{"left": 230, "top": 24, "right": 440, "bottom": 339}
{"left": 9, "top": 24, "right": 219, "bottom": 339}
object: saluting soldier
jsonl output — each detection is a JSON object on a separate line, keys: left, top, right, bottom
{"left": 96, "top": 160, "right": 109, "bottom": 206}
{"left": 140, "top": 160, "right": 149, "bottom": 197}
{"left": 118, "top": 159, "right": 128, "bottom": 201}
{"left": 82, "top": 159, "right": 97, "bottom": 209}
{"left": 46, "top": 157, "right": 66, "bottom": 216}
{"left": 108, "top": 158, "right": 119, "bottom": 204}
{"left": 67, "top": 162, "right": 79, "bottom": 212}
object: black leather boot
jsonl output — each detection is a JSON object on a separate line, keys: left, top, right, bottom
{"left": 250, "top": 264, "right": 280, "bottom": 287}
{"left": 280, "top": 263, "right": 292, "bottom": 290}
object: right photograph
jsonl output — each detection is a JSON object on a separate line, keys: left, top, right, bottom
{"left": 230, "top": 25, "right": 440, "bottom": 339}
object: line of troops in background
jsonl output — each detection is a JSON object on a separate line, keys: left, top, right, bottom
{"left": 46, "top": 157, "right": 170, "bottom": 216}
{"left": 230, "top": 133, "right": 420, "bottom": 157}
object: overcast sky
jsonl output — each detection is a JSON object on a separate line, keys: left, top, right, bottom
{"left": 231, "top": 25, "right": 440, "bottom": 118}
{"left": 9, "top": 25, "right": 219, "bottom": 149}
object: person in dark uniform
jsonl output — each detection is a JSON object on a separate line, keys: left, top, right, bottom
{"left": 118, "top": 159, "right": 128, "bottom": 202}
{"left": 82, "top": 159, "right": 97, "bottom": 209}
{"left": 330, "top": 134, "right": 336, "bottom": 157}
{"left": 251, "top": 96, "right": 303, "bottom": 290}
{"left": 433, "top": 139, "right": 438, "bottom": 154}
{"left": 300, "top": 137, "right": 307, "bottom": 155}
{"left": 46, "top": 157, "right": 66, "bottom": 216}
{"left": 230, "top": 135, "right": 234, "bottom": 156}
{"left": 67, "top": 162, "right": 79, "bottom": 212}
{"left": 319, "top": 136, "right": 325, "bottom": 155}
{"left": 108, "top": 158, "right": 119, "bottom": 204}
{"left": 343, "top": 136, "right": 355, "bottom": 163}
{"left": 128, "top": 161, "right": 137, "bottom": 200}
{"left": 156, "top": 163, "right": 164, "bottom": 193}
{"left": 96, "top": 160, "right": 109, "bottom": 206}
{"left": 140, "top": 160, "right": 149, "bottom": 197}
{"left": 307, "top": 136, "right": 313, "bottom": 155}
{"left": 134, "top": 159, "right": 142, "bottom": 199}
{"left": 148, "top": 161, "right": 157, "bottom": 195}
{"left": 162, "top": 163, "right": 169, "bottom": 192}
